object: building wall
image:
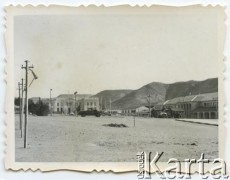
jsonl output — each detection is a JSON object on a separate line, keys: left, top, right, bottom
{"left": 192, "top": 100, "right": 218, "bottom": 119}
{"left": 54, "top": 98, "right": 75, "bottom": 114}
{"left": 79, "top": 97, "right": 99, "bottom": 111}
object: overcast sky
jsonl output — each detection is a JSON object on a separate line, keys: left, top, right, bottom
{"left": 14, "top": 7, "right": 219, "bottom": 98}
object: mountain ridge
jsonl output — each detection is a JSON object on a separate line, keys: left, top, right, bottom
{"left": 95, "top": 78, "right": 218, "bottom": 109}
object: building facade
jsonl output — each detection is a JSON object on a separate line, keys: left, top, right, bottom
{"left": 122, "top": 106, "right": 150, "bottom": 116}
{"left": 162, "top": 92, "right": 218, "bottom": 119}
{"left": 78, "top": 97, "right": 100, "bottom": 111}
{"left": 53, "top": 94, "right": 91, "bottom": 114}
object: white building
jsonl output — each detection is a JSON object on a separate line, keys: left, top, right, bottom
{"left": 53, "top": 94, "right": 91, "bottom": 114}
{"left": 79, "top": 97, "right": 100, "bottom": 111}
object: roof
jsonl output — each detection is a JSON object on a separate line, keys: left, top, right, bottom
{"left": 170, "top": 107, "right": 184, "bottom": 112}
{"left": 192, "top": 107, "right": 218, "bottom": 113}
{"left": 153, "top": 106, "right": 163, "bottom": 111}
{"left": 56, "top": 94, "right": 91, "bottom": 99}
{"left": 193, "top": 92, "right": 218, "bottom": 101}
{"left": 165, "top": 92, "right": 218, "bottom": 105}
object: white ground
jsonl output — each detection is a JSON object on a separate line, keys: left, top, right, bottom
{"left": 15, "top": 115, "right": 218, "bottom": 162}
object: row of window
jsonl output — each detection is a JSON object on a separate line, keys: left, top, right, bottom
{"left": 86, "top": 102, "right": 97, "bottom": 106}
{"left": 203, "top": 102, "right": 217, "bottom": 107}
{"left": 56, "top": 102, "right": 78, "bottom": 106}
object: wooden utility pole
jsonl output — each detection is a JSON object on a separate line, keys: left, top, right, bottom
{"left": 146, "top": 94, "right": 152, "bottom": 118}
{"left": 20, "top": 78, "right": 24, "bottom": 138}
{"left": 74, "top": 91, "right": 78, "bottom": 115}
{"left": 110, "top": 98, "right": 112, "bottom": 114}
{"left": 18, "top": 82, "right": 21, "bottom": 128}
{"left": 18, "top": 80, "right": 23, "bottom": 138}
{"left": 22, "top": 60, "right": 36, "bottom": 148}
{"left": 100, "top": 97, "right": 103, "bottom": 111}
{"left": 104, "top": 99, "right": 106, "bottom": 110}
{"left": 50, "top": 88, "right": 52, "bottom": 116}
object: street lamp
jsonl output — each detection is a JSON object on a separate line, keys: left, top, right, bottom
{"left": 74, "top": 91, "right": 78, "bottom": 115}
{"left": 50, "top": 88, "right": 52, "bottom": 116}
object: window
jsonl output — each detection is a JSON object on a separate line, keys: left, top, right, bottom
{"left": 87, "top": 102, "right": 89, "bottom": 106}
{"left": 57, "top": 108, "right": 59, "bottom": 112}
{"left": 57, "top": 103, "right": 59, "bottom": 106}
{"left": 90, "top": 102, "right": 93, "bottom": 106}
{"left": 94, "top": 102, "right": 96, "bottom": 106}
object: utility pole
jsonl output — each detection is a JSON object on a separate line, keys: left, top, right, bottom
{"left": 18, "top": 81, "right": 22, "bottom": 138}
{"left": 50, "top": 89, "right": 52, "bottom": 116}
{"left": 22, "top": 60, "right": 37, "bottom": 148}
{"left": 18, "top": 82, "right": 21, "bottom": 128}
{"left": 20, "top": 78, "right": 24, "bottom": 138}
{"left": 147, "top": 94, "right": 151, "bottom": 118}
{"left": 74, "top": 91, "right": 78, "bottom": 115}
{"left": 104, "top": 99, "right": 106, "bottom": 111}
{"left": 101, "top": 97, "right": 103, "bottom": 111}
{"left": 22, "top": 60, "right": 29, "bottom": 148}
{"left": 110, "top": 98, "right": 112, "bottom": 114}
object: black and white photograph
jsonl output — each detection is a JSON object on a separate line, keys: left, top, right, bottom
{"left": 4, "top": 5, "right": 226, "bottom": 172}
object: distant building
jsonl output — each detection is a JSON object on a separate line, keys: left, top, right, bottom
{"left": 191, "top": 93, "right": 218, "bottom": 119}
{"left": 162, "top": 92, "right": 218, "bottom": 119}
{"left": 79, "top": 97, "right": 100, "bottom": 111}
{"left": 122, "top": 105, "right": 150, "bottom": 116}
{"left": 53, "top": 94, "right": 91, "bottom": 114}
{"left": 122, "top": 92, "right": 218, "bottom": 119}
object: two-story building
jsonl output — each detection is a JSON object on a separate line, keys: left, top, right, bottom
{"left": 78, "top": 97, "right": 100, "bottom": 111}
{"left": 53, "top": 94, "right": 91, "bottom": 114}
{"left": 162, "top": 92, "right": 218, "bottom": 119}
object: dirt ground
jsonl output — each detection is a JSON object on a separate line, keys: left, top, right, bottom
{"left": 15, "top": 115, "right": 218, "bottom": 162}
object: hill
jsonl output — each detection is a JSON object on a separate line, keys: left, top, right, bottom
{"left": 165, "top": 78, "right": 218, "bottom": 100}
{"left": 111, "top": 78, "right": 218, "bottom": 109}
{"left": 93, "top": 89, "right": 133, "bottom": 107}
{"left": 111, "top": 82, "right": 168, "bottom": 109}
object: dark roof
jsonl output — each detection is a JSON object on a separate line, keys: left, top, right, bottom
{"left": 153, "top": 106, "right": 163, "bottom": 111}
{"left": 170, "top": 107, "right": 184, "bottom": 112}
{"left": 192, "top": 107, "right": 218, "bottom": 113}
{"left": 123, "top": 105, "right": 148, "bottom": 110}
{"left": 56, "top": 94, "right": 91, "bottom": 99}
{"left": 164, "top": 92, "right": 218, "bottom": 105}
{"left": 193, "top": 92, "right": 218, "bottom": 101}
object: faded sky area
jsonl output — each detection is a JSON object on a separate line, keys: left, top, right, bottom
{"left": 14, "top": 7, "right": 219, "bottom": 98}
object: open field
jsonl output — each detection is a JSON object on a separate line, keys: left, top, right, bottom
{"left": 15, "top": 115, "right": 218, "bottom": 162}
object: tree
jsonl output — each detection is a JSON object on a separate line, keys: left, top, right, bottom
{"left": 28, "top": 100, "right": 38, "bottom": 115}
{"left": 38, "top": 102, "right": 49, "bottom": 116}
{"left": 14, "top": 97, "right": 20, "bottom": 106}
{"left": 35, "top": 101, "right": 49, "bottom": 116}
{"left": 28, "top": 99, "right": 49, "bottom": 116}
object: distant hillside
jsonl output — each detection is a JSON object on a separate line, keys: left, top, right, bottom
{"left": 165, "top": 78, "right": 218, "bottom": 100}
{"left": 112, "top": 82, "right": 168, "bottom": 109}
{"left": 111, "top": 78, "right": 218, "bottom": 109}
{"left": 93, "top": 89, "right": 133, "bottom": 107}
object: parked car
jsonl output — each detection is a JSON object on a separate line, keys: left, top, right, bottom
{"left": 101, "top": 111, "right": 111, "bottom": 116}
{"left": 78, "top": 109, "right": 101, "bottom": 117}
{"left": 69, "top": 112, "right": 74, "bottom": 116}
{"left": 158, "top": 111, "right": 167, "bottom": 118}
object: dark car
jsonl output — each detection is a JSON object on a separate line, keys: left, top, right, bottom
{"left": 78, "top": 109, "right": 101, "bottom": 117}
{"left": 101, "top": 111, "right": 111, "bottom": 116}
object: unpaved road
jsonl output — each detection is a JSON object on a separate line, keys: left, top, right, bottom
{"left": 15, "top": 115, "right": 218, "bottom": 162}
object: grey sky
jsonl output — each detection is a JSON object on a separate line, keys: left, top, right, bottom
{"left": 14, "top": 8, "right": 219, "bottom": 98}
